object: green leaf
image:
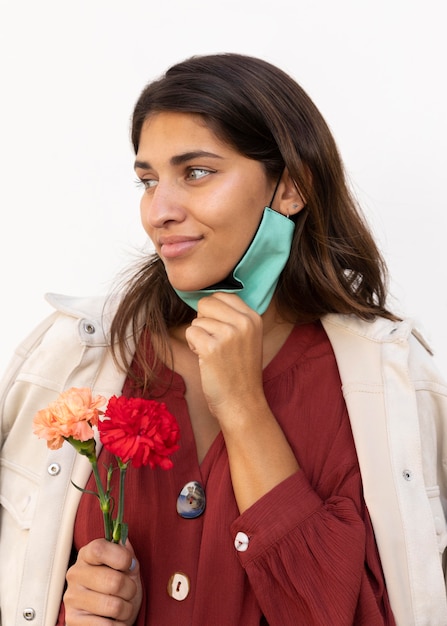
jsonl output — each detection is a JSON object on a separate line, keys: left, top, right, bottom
{"left": 70, "top": 480, "right": 99, "bottom": 498}
{"left": 120, "top": 523, "right": 129, "bottom": 547}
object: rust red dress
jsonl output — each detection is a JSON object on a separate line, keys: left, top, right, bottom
{"left": 58, "top": 322, "right": 395, "bottom": 625}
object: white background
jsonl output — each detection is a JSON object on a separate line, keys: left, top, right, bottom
{"left": 0, "top": 0, "right": 446, "bottom": 376}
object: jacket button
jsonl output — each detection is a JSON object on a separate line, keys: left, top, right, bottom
{"left": 234, "top": 531, "right": 250, "bottom": 552}
{"left": 83, "top": 322, "right": 96, "bottom": 334}
{"left": 23, "top": 607, "right": 36, "bottom": 620}
{"left": 402, "top": 469, "right": 413, "bottom": 481}
{"left": 47, "top": 463, "right": 61, "bottom": 476}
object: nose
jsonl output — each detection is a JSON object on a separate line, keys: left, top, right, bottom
{"left": 140, "top": 181, "right": 186, "bottom": 230}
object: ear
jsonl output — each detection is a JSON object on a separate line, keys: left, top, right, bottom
{"left": 274, "top": 168, "right": 306, "bottom": 217}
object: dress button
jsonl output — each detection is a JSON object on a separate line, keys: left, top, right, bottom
{"left": 167, "top": 572, "right": 190, "bottom": 601}
{"left": 176, "top": 481, "right": 206, "bottom": 518}
{"left": 234, "top": 531, "right": 250, "bottom": 552}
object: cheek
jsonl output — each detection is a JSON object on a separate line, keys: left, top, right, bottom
{"left": 232, "top": 207, "right": 265, "bottom": 243}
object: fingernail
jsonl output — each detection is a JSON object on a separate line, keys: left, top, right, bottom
{"left": 129, "top": 558, "right": 136, "bottom": 572}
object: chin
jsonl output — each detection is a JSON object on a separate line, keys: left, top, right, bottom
{"left": 171, "top": 282, "right": 212, "bottom": 292}
{"left": 167, "top": 272, "right": 232, "bottom": 293}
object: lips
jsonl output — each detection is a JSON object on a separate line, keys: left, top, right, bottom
{"left": 158, "top": 235, "right": 203, "bottom": 259}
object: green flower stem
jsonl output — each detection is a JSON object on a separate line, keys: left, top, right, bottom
{"left": 90, "top": 458, "right": 112, "bottom": 542}
{"left": 112, "top": 460, "right": 129, "bottom": 544}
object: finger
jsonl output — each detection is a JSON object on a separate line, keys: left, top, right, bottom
{"left": 68, "top": 541, "right": 138, "bottom": 601}
{"left": 66, "top": 562, "right": 136, "bottom": 601}
{"left": 64, "top": 566, "right": 138, "bottom": 625}
{"left": 64, "top": 608, "right": 129, "bottom": 626}
{"left": 189, "top": 310, "right": 261, "bottom": 353}
{"left": 195, "top": 297, "right": 260, "bottom": 333}
{"left": 79, "top": 538, "right": 134, "bottom": 573}
{"left": 189, "top": 315, "right": 235, "bottom": 338}
{"left": 186, "top": 314, "right": 246, "bottom": 353}
{"left": 123, "top": 538, "right": 141, "bottom": 585}
{"left": 65, "top": 588, "right": 134, "bottom": 622}
{"left": 185, "top": 324, "right": 218, "bottom": 357}
{"left": 197, "top": 292, "right": 256, "bottom": 319}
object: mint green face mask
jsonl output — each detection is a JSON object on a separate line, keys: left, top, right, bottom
{"left": 173, "top": 207, "right": 295, "bottom": 315}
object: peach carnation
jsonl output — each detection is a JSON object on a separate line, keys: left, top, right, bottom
{"left": 33, "top": 387, "right": 106, "bottom": 450}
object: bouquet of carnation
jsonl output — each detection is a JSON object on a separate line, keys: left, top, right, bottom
{"left": 33, "top": 387, "right": 180, "bottom": 543}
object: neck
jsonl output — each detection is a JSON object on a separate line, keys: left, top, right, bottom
{"left": 259, "top": 298, "right": 293, "bottom": 335}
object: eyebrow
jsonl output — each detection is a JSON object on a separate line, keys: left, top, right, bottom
{"left": 134, "top": 150, "right": 224, "bottom": 171}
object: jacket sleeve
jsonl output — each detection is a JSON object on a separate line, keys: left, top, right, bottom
{"left": 0, "top": 309, "right": 85, "bottom": 626}
{"left": 0, "top": 296, "right": 126, "bottom": 626}
{"left": 322, "top": 314, "right": 447, "bottom": 625}
{"left": 0, "top": 311, "right": 59, "bottom": 448}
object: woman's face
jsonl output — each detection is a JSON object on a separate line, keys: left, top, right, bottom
{"left": 135, "top": 112, "right": 275, "bottom": 292}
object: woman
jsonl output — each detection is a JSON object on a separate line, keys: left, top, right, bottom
{"left": 1, "top": 53, "right": 446, "bottom": 626}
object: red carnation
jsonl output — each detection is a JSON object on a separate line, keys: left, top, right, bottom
{"left": 99, "top": 395, "right": 180, "bottom": 469}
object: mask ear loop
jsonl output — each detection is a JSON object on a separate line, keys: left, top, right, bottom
{"left": 268, "top": 171, "right": 284, "bottom": 208}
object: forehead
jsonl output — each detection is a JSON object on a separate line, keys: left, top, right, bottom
{"left": 138, "top": 111, "right": 227, "bottom": 150}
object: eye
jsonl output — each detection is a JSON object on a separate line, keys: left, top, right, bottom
{"left": 186, "top": 168, "right": 214, "bottom": 181}
{"left": 135, "top": 178, "right": 158, "bottom": 190}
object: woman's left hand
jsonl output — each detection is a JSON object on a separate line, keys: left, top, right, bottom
{"left": 185, "top": 292, "right": 299, "bottom": 513}
{"left": 184, "top": 292, "right": 264, "bottom": 420}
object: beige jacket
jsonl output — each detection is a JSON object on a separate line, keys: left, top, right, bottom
{"left": 0, "top": 293, "right": 446, "bottom": 625}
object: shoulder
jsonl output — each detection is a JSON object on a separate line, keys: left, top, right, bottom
{"left": 9, "top": 292, "right": 120, "bottom": 358}
{"left": 322, "top": 312, "right": 415, "bottom": 344}
{"left": 322, "top": 312, "right": 433, "bottom": 353}
{"left": 0, "top": 293, "right": 121, "bottom": 407}
{"left": 321, "top": 313, "right": 444, "bottom": 387}
{"left": 45, "top": 292, "right": 119, "bottom": 324}
{"left": 41, "top": 292, "right": 122, "bottom": 345}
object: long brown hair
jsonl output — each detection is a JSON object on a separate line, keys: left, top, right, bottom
{"left": 110, "top": 53, "right": 395, "bottom": 386}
